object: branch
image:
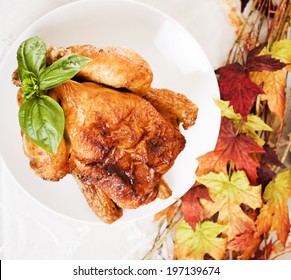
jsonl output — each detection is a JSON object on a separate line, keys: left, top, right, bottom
{"left": 143, "top": 215, "right": 183, "bottom": 260}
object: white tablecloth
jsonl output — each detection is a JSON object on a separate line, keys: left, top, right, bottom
{"left": 0, "top": 0, "right": 235, "bottom": 259}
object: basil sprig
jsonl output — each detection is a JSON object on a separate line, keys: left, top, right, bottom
{"left": 17, "top": 36, "right": 90, "bottom": 154}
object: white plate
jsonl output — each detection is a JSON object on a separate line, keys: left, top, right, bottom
{"left": 0, "top": 0, "right": 220, "bottom": 223}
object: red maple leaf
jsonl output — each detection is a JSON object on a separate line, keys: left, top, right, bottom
{"left": 215, "top": 63, "right": 265, "bottom": 120}
{"left": 257, "top": 144, "right": 285, "bottom": 188}
{"left": 181, "top": 185, "right": 213, "bottom": 230}
{"left": 260, "top": 144, "right": 285, "bottom": 167}
{"left": 246, "top": 43, "right": 286, "bottom": 72}
{"left": 215, "top": 43, "right": 285, "bottom": 120}
{"left": 257, "top": 167, "right": 275, "bottom": 190}
{"left": 197, "top": 118, "right": 265, "bottom": 184}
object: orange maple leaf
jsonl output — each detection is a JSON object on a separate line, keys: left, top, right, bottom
{"left": 197, "top": 118, "right": 265, "bottom": 184}
{"left": 250, "top": 69, "right": 286, "bottom": 123}
{"left": 197, "top": 170, "right": 262, "bottom": 240}
{"left": 255, "top": 169, "right": 291, "bottom": 245}
{"left": 227, "top": 229, "right": 261, "bottom": 259}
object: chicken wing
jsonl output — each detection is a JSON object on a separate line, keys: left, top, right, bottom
{"left": 142, "top": 88, "right": 199, "bottom": 130}
{"left": 47, "top": 45, "right": 153, "bottom": 94}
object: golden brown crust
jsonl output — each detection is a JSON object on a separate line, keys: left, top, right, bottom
{"left": 157, "top": 179, "right": 172, "bottom": 199}
{"left": 52, "top": 80, "right": 185, "bottom": 209}
{"left": 72, "top": 170, "right": 122, "bottom": 224}
{"left": 144, "top": 88, "right": 199, "bottom": 130}
{"left": 22, "top": 135, "right": 70, "bottom": 181}
{"left": 47, "top": 45, "right": 153, "bottom": 94}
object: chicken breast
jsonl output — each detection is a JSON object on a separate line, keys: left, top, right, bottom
{"left": 51, "top": 81, "right": 185, "bottom": 209}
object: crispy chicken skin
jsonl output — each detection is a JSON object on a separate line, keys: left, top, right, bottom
{"left": 51, "top": 81, "right": 185, "bottom": 209}
{"left": 47, "top": 45, "right": 153, "bottom": 94}
{"left": 72, "top": 170, "right": 123, "bottom": 224}
{"left": 157, "top": 179, "right": 172, "bottom": 199}
{"left": 143, "top": 88, "right": 199, "bottom": 130}
{"left": 22, "top": 135, "right": 70, "bottom": 181}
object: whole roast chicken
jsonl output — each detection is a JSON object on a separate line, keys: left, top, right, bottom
{"left": 14, "top": 44, "right": 198, "bottom": 223}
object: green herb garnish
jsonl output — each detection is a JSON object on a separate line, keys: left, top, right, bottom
{"left": 17, "top": 36, "right": 90, "bottom": 154}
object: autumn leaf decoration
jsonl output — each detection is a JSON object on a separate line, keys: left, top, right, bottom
{"left": 145, "top": 0, "right": 291, "bottom": 260}
{"left": 215, "top": 43, "right": 285, "bottom": 120}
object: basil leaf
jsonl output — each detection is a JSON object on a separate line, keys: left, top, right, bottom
{"left": 18, "top": 95, "right": 65, "bottom": 154}
{"left": 39, "top": 54, "right": 91, "bottom": 90}
{"left": 21, "top": 74, "right": 40, "bottom": 100}
{"left": 17, "top": 36, "right": 47, "bottom": 82}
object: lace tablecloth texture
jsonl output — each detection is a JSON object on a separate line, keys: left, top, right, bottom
{"left": 0, "top": 0, "right": 234, "bottom": 259}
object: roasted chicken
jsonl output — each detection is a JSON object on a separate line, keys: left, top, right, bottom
{"left": 14, "top": 44, "right": 198, "bottom": 223}
{"left": 52, "top": 80, "right": 186, "bottom": 209}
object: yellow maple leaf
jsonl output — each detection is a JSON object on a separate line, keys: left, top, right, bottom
{"left": 197, "top": 171, "right": 262, "bottom": 240}
{"left": 255, "top": 169, "right": 291, "bottom": 246}
{"left": 242, "top": 114, "right": 273, "bottom": 145}
{"left": 215, "top": 99, "right": 272, "bottom": 145}
{"left": 269, "top": 40, "right": 291, "bottom": 64}
{"left": 260, "top": 40, "right": 291, "bottom": 63}
{"left": 215, "top": 99, "right": 240, "bottom": 120}
{"left": 250, "top": 69, "right": 286, "bottom": 123}
{"left": 174, "top": 220, "right": 227, "bottom": 260}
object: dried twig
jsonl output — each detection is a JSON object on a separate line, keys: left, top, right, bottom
{"left": 143, "top": 215, "right": 183, "bottom": 260}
